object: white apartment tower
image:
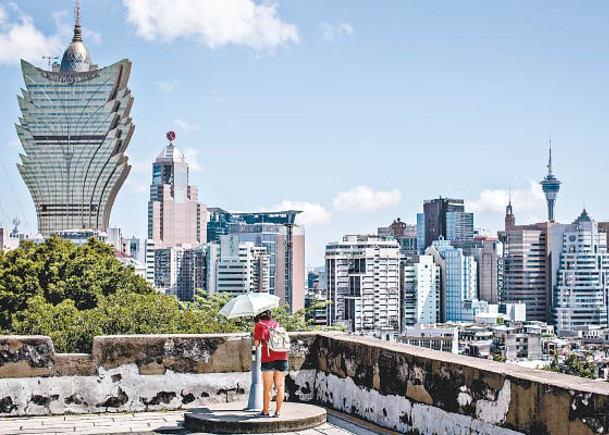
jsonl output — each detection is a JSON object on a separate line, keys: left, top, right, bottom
{"left": 403, "top": 255, "right": 441, "bottom": 328}
{"left": 325, "top": 235, "right": 401, "bottom": 337}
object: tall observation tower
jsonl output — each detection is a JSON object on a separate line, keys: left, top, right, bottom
{"left": 16, "top": 1, "right": 134, "bottom": 236}
{"left": 540, "top": 138, "right": 561, "bottom": 222}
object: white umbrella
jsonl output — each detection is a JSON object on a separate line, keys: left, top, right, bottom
{"left": 219, "top": 292, "right": 280, "bottom": 319}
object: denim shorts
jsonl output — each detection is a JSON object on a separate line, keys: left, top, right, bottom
{"left": 261, "top": 360, "right": 289, "bottom": 372}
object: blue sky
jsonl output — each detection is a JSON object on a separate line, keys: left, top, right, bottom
{"left": 0, "top": 0, "right": 608, "bottom": 266}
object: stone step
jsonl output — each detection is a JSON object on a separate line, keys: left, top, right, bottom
{"left": 184, "top": 401, "right": 327, "bottom": 434}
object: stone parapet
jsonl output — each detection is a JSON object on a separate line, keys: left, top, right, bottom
{"left": 1, "top": 332, "right": 609, "bottom": 434}
{"left": 287, "top": 333, "right": 609, "bottom": 435}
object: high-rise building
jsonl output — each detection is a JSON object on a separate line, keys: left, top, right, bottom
{"left": 552, "top": 210, "right": 609, "bottom": 335}
{"left": 207, "top": 235, "right": 270, "bottom": 295}
{"left": 403, "top": 255, "right": 441, "bottom": 327}
{"left": 419, "top": 197, "right": 466, "bottom": 250}
{"left": 499, "top": 204, "right": 555, "bottom": 323}
{"left": 453, "top": 237, "right": 503, "bottom": 304}
{"left": 378, "top": 218, "right": 418, "bottom": 256}
{"left": 148, "top": 133, "right": 206, "bottom": 248}
{"left": 416, "top": 213, "right": 426, "bottom": 254}
{"left": 598, "top": 222, "right": 609, "bottom": 251}
{"left": 427, "top": 238, "right": 478, "bottom": 322}
{"left": 154, "top": 246, "right": 206, "bottom": 301}
{"left": 325, "top": 235, "right": 401, "bottom": 338}
{"left": 207, "top": 208, "right": 305, "bottom": 312}
{"left": 478, "top": 238, "right": 502, "bottom": 304}
{"left": 16, "top": 4, "right": 134, "bottom": 236}
{"left": 446, "top": 212, "right": 474, "bottom": 241}
{"left": 540, "top": 139, "right": 561, "bottom": 222}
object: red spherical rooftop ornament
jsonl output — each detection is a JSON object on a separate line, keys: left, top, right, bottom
{"left": 166, "top": 131, "right": 176, "bottom": 142}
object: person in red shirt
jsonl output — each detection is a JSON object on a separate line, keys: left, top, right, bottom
{"left": 253, "top": 310, "right": 288, "bottom": 417}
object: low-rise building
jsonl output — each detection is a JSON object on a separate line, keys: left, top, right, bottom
{"left": 400, "top": 323, "right": 459, "bottom": 353}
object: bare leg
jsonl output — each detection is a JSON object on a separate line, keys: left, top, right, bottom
{"left": 262, "top": 370, "right": 274, "bottom": 414}
{"left": 273, "top": 370, "right": 286, "bottom": 414}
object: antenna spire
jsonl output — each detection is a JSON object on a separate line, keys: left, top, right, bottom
{"left": 547, "top": 132, "right": 553, "bottom": 177}
{"left": 506, "top": 187, "right": 514, "bottom": 217}
{"left": 72, "top": 0, "right": 83, "bottom": 42}
{"left": 75, "top": 1, "right": 81, "bottom": 27}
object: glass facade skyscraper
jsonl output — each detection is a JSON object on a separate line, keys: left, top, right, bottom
{"left": 446, "top": 211, "right": 474, "bottom": 241}
{"left": 429, "top": 238, "right": 478, "bottom": 322}
{"left": 207, "top": 208, "right": 305, "bottom": 312}
{"left": 16, "top": 9, "right": 134, "bottom": 236}
{"left": 421, "top": 197, "right": 466, "bottom": 250}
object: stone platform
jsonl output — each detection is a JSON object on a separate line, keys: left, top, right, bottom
{"left": 184, "top": 402, "right": 327, "bottom": 433}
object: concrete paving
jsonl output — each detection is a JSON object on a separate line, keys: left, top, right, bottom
{"left": 184, "top": 402, "right": 327, "bottom": 433}
{"left": 0, "top": 407, "right": 398, "bottom": 435}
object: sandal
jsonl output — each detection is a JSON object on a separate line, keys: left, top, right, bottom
{"left": 257, "top": 412, "right": 270, "bottom": 417}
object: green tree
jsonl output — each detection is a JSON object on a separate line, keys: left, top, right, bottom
{"left": 3, "top": 238, "right": 340, "bottom": 353}
{"left": 493, "top": 354, "right": 507, "bottom": 363}
{"left": 544, "top": 351, "right": 597, "bottom": 379}
{"left": 0, "top": 236, "right": 154, "bottom": 330}
{"left": 11, "top": 296, "right": 102, "bottom": 353}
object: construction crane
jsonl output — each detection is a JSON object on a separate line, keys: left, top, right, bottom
{"left": 42, "top": 55, "right": 59, "bottom": 70}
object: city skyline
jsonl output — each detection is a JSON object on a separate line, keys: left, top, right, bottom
{"left": 0, "top": 1, "right": 608, "bottom": 265}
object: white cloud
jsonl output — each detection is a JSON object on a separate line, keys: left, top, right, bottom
{"left": 174, "top": 118, "right": 200, "bottom": 132}
{"left": 333, "top": 186, "right": 401, "bottom": 213}
{"left": 466, "top": 180, "right": 546, "bottom": 223}
{"left": 84, "top": 28, "right": 102, "bottom": 46}
{"left": 262, "top": 200, "right": 332, "bottom": 227}
{"left": 183, "top": 147, "right": 203, "bottom": 173}
{"left": 52, "top": 11, "right": 71, "bottom": 39}
{"left": 0, "top": 4, "right": 64, "bottom": 65}
{"left": 320, "top": 22, "right": 354, "bottom": 41}
{"left": 157, "top": 80, "right": 176, "bottom": 93}
{"left": 122, "top": 0, "right": 298, "bottom": 52}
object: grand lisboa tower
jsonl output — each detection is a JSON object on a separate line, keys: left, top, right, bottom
{"left": 16, "top": 2, "right": 134, "bottom": 236}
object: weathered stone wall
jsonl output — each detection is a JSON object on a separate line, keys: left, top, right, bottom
{"left": 0, "top": 333, "right": 320, "bottom": 416}
{"left": 2, "top": 332, "right": 609, "bottom": 435}
{"left": 0, "top": 334, "right": 251, "bottom": 415}
{"left": 286, "top": 333, "right": 609, "bottom": 435}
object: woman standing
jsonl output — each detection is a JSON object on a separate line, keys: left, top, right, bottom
{"left": 253, "top": 310, "right": 288, "bottom": 417}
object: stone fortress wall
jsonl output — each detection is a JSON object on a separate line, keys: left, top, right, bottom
{"left": 1, "top": 332, "right": 608, "bottom": 435}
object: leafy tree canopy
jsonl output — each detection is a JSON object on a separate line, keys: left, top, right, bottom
{"left": 2, "top": 236, "right": 337, "bottom": 353}
{"left": 544, "top": 350, "right": 597, "bottom": 379}
{"left": 0, "top": 236, "right": 153, "bottom": 331}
